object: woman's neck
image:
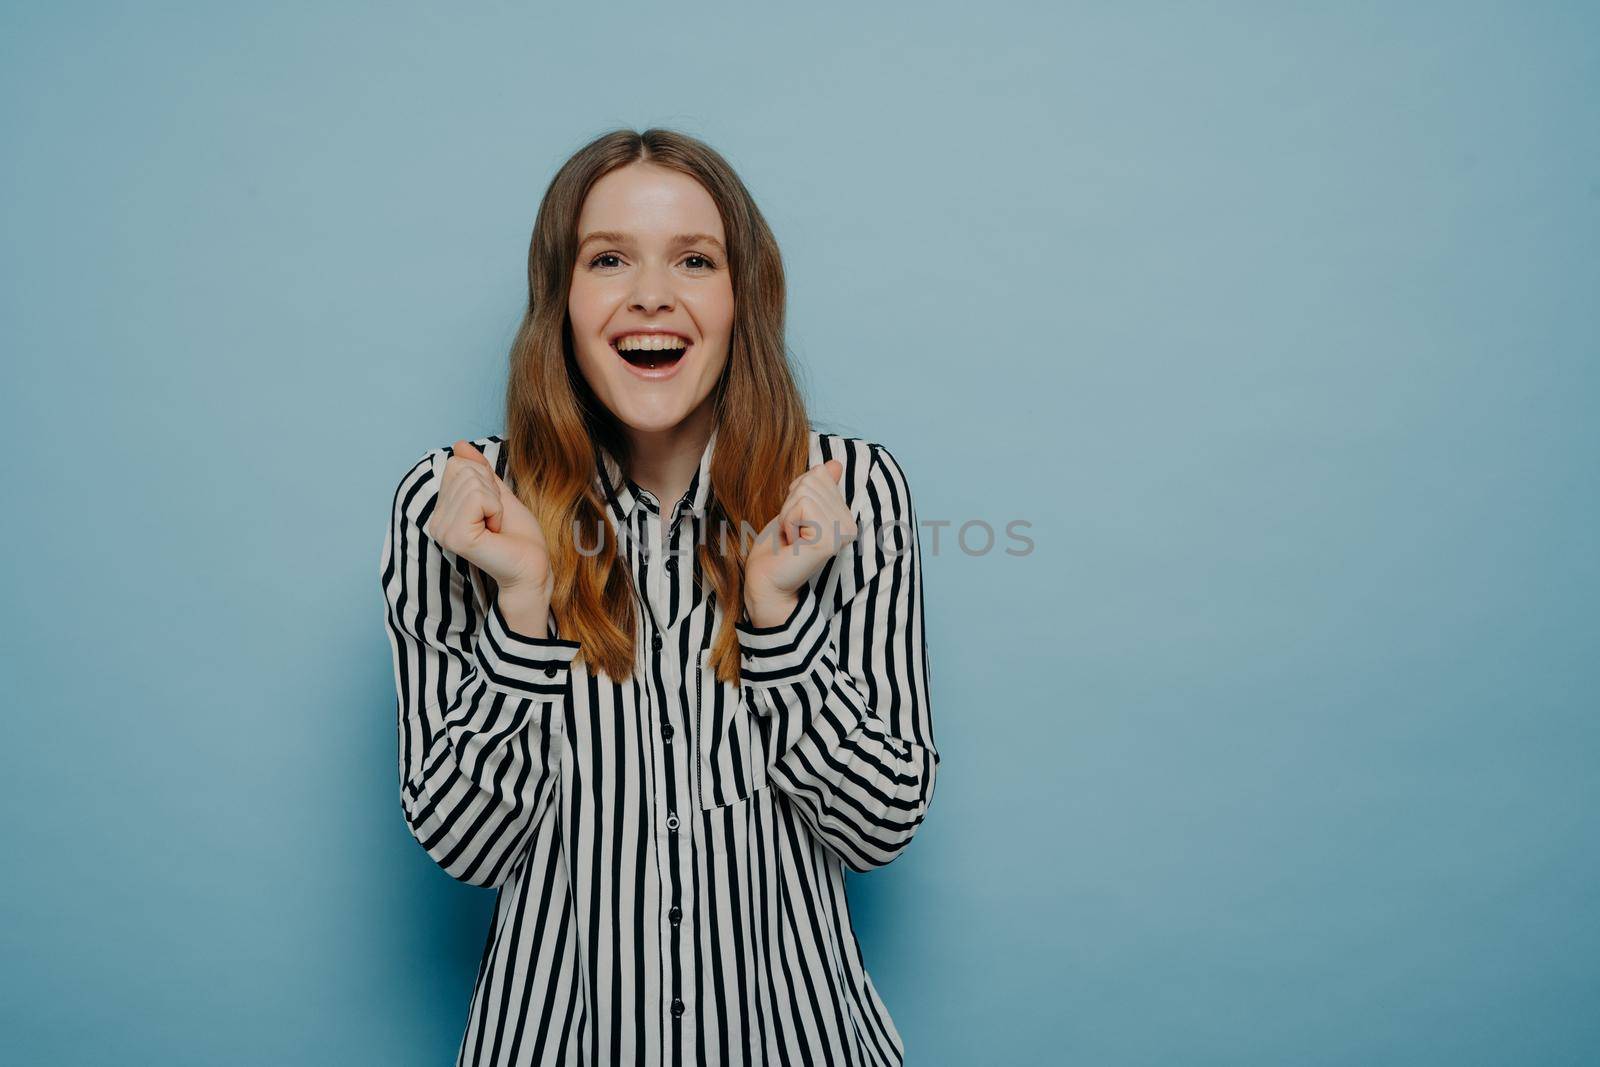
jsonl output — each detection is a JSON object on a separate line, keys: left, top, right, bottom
{"left": 623, "top": 400, "right": 715, "bottom": 520}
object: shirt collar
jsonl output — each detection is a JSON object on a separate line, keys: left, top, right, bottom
{"left": 594, "top": 425, "right": 718, "bottom": 523}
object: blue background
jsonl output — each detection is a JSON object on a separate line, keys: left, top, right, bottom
{"left": 3, "top": 3, "right": 1597, "bottom": 1064}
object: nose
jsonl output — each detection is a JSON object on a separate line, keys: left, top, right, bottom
{"left": 627, "top": 259, "right": 675, "bottom": 314}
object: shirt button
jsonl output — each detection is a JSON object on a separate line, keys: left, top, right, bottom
{"left": 666, "top": 812, "right": 680, "bottom": 831}
{"left": 651, "top": 634, "right": 663, "bottom": 652}
{"left": 661, "top": 722, "right": 674, "bottom": 740}
{"left": 671, "top": 998, "right": 685, "bottom": 1018}
{"left": 669, "top": 905, "right": 681, "bottom": 924}
{"left": 665, "top": 557, "right": 677, "bottom": 572}
{"left": 543, "top": 667, "right": 556, "bottom": 678}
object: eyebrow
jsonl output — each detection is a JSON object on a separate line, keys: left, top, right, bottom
{"left": 578, "top": 230, "right": 727, "bottom": 256}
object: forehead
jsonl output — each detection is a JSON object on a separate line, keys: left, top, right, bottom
{"left": 577, "top": 162, "right": 724, "bottom": 241}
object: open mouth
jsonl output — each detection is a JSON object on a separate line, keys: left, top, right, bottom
{"left": 612, "top": 335, "right": 690, "bottom": 371}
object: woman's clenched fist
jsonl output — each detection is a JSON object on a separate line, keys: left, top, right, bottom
{"left": 426, "top": 441, "right": 555, "bottom": 610}
{"left": 742, "top": 459, "right": 857, "bottom": 628}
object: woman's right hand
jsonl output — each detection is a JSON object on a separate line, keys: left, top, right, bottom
{"left": 426, "top": 441, "right": 554, "bottom": 612}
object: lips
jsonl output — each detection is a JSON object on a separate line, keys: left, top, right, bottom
{"left": 609, "top": 335, "right": 691, "bottom": 381}
{"left": 610, "top": 333, "right": 691, "bottom": 375}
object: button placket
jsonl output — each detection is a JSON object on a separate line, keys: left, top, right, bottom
{"left": 629, "top": 502, "right": 694, "bottom": 1027}
{"left": 601, "top": 445, "right": 722, "bottom": 1039}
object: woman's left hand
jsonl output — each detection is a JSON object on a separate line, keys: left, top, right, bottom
{"left": 743, "top": 459, "right": 858, "bottom": 627}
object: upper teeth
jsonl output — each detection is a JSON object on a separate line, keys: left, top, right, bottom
{"left": 616, "top": 334, "right": 688, "bottom": 352}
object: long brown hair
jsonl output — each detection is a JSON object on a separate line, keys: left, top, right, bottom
{"left": 502, "top": 128, "right": 809, "bottom": 685}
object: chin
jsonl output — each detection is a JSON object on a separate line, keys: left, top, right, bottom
{"left": 604, "top": 392, "right": 698, "bottom": 434}
{"left": 577, "top": 345, "right": 722, "bottom": 435}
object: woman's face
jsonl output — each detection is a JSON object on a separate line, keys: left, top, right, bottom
{"left": 568, "top": 161, "right": 734, "bottom": 437}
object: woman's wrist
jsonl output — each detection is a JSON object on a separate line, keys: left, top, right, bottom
{"left": 743, "top": 589, "right": 799, "bottom": 629}
{"left": 497, "top": 582, "right": 552, "bottom": 640}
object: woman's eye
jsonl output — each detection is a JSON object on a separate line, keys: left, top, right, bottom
{"left": 588, "top": 252, "right": 715, "bottom": 270}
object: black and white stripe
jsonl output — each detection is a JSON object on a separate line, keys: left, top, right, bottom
{"left": 380, "top": 426, "right": 940, "bottom": 1065}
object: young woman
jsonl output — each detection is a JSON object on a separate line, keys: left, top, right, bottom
{"left": 380, "top": 128, "right": 939, "bottom": 1066}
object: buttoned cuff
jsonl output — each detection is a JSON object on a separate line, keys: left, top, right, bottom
{"left": 474, "top": 597, "right": 581, "bottom": 699}
{"left": 736, "top": 585, "right": 832, "bottom": 688}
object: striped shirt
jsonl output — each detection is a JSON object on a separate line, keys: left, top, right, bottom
{"left": 380, "top": 425, "right": 940, "bottom": 1066}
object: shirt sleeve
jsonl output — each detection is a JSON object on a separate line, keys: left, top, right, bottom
{"left": 735, "top": 444, "right": 941, "bottom": 872}
{"left": 380, "top": 448, "right": 581, "bottom": 888}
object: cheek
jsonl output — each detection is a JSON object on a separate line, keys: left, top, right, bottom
{"left": 710, "top": 288, "right": 735, "bottom": 339}
{"left": 572, "top": 341, "right": 615, "bottom": 397}
{"left": 567, "top": 280, "right": 602, "bottom": 333}
{"left": 567, "top": 281, "right": 618, "bottom": 381}
{"left": 686, "top": 281, "right": 735, "bottom": 339}
{"left": 700, "top": 346, "right": 730, "bottom": 387}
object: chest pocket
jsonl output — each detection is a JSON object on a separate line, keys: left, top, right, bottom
{"left": 694, "top": 648, "right": 769, "bottom": 810}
